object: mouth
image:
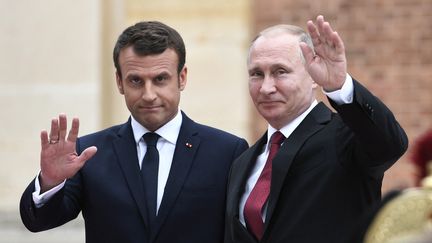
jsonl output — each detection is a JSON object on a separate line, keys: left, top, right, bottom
{"left": 258, "top": 100, "right": 281, "bottom": 106}
{"left": 257, "top": 100, "right": 285, "bottom": 110}
{"left": 140, "top": 105, "right": 162, "bottom": 111}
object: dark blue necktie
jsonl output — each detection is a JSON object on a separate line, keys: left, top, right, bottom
{"left": 141, "top": 132, "right": 160, "bottom": 224}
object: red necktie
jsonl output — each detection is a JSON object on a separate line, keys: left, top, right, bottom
{"left": 244, "top": 131, "right": 285, "bottom": 240}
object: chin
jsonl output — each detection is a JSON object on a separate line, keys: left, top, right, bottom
{"left": 259, "top": 109, "right": 279, "bottom": 119}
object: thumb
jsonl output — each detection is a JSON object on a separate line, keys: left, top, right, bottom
{"left": 75, "top": 146, "right": 98, "bottom": 168}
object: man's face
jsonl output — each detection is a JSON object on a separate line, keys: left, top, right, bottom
{"left": 116, "top": 47, "right": 187, "bottom": 131}
{"left": 248, "top": 33, "right": 317, "bottom": 129}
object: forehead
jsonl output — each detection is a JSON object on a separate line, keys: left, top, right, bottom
{"left": 248, "top": 33, "right": 302, "bottom": 66}
{"left": 118, "top": 47, "right": 178, "bottom": 74}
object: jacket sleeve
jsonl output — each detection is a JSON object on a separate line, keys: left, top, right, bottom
{"left": 328, "top": 78, "right": 409, "bottom": 178}
{"left": 19, "top": 140, "right": 86, "bottom": 232}
{"left": 19, "top": 176, "right": 81, "bottom": 232}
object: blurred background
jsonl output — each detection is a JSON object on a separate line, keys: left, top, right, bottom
{"left": 1, "top": 0, "right": 430, "bottom": 242}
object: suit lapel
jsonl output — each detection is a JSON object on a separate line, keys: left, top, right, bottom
{"left": 226, "top": 135, "right": 266, "bottom": 242}
{"left": 151, "top": 112, "right": 200, "bottom": 241}
{"left": 228, "top": 135, "right": 267, "bottom": 219}
{"left": 112, "top": 119, "right": 149, "bottom": 228}
{"left": 264, "top": 103, "right": 332, "bottom": 231}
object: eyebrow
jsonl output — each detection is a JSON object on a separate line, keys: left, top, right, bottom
{"left": 155, "top": 71, "right": 171, "bottom": 77}
{"left": 248, "top": 67, "right": 260, "bottom": 73}
{"left": 248, "top": 63, "right": 290, "bottom": 72}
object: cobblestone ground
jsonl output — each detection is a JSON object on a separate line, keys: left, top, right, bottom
{"left": 0, "top": 210, "right": 84, "bottom": 243}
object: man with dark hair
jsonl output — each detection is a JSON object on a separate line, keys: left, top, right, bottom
{"left": 224, "top": 15, "right": 408, "bottom": 243}
{"left": 20, "top": 21, "right": 248, "bottom": 243}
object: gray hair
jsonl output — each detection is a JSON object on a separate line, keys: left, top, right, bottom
{"left": 249, "top": 24, "right": 314, "bottom": 63}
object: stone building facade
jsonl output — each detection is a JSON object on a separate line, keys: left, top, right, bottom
{"left": 1, "top": 0, "right": 430, "bottom": 242}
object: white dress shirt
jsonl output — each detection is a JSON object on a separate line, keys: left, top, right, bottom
{"left": 33, "top": 111, "right": 183, "bottom": 214}
{"left": 131, "top": 111, "right": 182, "bottom": 213}
{"left": 239, "top": 74, "right": 354, "bottom": 226}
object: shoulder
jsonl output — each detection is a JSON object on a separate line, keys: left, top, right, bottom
{"left": 195, "top": 122, "right": 243, "bottom": 141}
{"left": 182, "top": 112, "right": 246, "bottom": 143}
{"left": 77, "top": 122, "right": 127, "bottom": 146}
{"left": 182, "top": 117, "right": 249, "bottom": 153}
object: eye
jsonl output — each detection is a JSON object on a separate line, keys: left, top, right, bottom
{"left": 155, "top": 75, "right": 166, "bottom": 82}
{"left": 130, "top": 77, "right": 142, "bottom": 85}
{"left": 275, "top": 68, "right": 288, "bottom": 76}
{"left": 154, "top": 74, "right": 170, "bottom": 85}
{"left": 249, "top": 71, "right": 263, "bottom": 78}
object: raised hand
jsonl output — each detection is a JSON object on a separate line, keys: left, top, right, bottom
{"left": 39, "top": 114, "right": 97, "bottom": 192}
{"left": 300, "top": 15, "right": 347, "bottom": 92}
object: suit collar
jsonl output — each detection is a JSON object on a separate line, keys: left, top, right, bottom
{"left": 228, "top": 103, "right": 332, "bottom": 241}
{"left": 112, "top": 119, "right": 150, "bottom": 229}
{"left": 264, "top": 102, "right": 331, "bottom": 233}
{"left": 225, "top": 133, "right": 267, "bottom": 238}
{"left": 151, "top": 111, "right": 201, "bottom": 241}
{"left": 229, "top": 133, "right": 267, "bottom": 212}
{"left": 112, "top": 113, "right": 202, "bottom": 240}
{"left": 130, "top": 111, "right": 183, "bottom": 145}
{"left": 231, "top": 102, "right": 331, "bottom": 205}
{"left": 268, "top": 99, "right": 319, "bottom": 142}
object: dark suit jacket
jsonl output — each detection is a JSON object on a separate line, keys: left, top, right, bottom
{"left": 225, "top": 80, "right": 408, "bottom": 243}
{"left": 20, "top": 112, "right": 248, "bottom": 243}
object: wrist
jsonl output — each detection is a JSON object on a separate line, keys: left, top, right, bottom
{"left": 39, "top": 172, "right": 63, "bottom": 193}
{"left": 323, "top": 73, "right": 348, "bottom": 92}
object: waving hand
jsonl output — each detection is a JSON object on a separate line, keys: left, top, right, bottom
{"left": 39, "top": 114, "right": 97, "bottom": 192}
{"left": 300, "top": 15, "right": 347, "bottom": 92}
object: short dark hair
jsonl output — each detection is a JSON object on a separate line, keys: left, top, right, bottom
{"left": 113, "top": 21, "right": 186, "bottom": 79}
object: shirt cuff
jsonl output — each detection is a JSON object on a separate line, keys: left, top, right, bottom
{"left": 323, "top": 74, "right": 354, "bottom": 105}
{"left": 32, "top": 172, "right": 66, "bottom": 208}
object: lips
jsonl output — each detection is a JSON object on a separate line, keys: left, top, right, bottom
{"left": 140, "top": 105, "right": 162, "bottom": 111}
{"left": 258, "top": 100, "right": 282, "bottom": 105}
{"left": 257, "top": 100, "right": 284, "bottom": 110}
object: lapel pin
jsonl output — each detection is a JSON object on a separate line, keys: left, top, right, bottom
{"left": 185, "top": 142, "right": 192, "bottom": 148}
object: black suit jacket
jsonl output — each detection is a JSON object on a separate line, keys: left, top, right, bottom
{"left": 225, "top": 80, "right": 408, "bottom": 243}
{"left": 20, "top": 112, "right": 248, "bottom": 243}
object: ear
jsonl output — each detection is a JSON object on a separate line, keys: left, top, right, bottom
{"left": 116, "top": 71, "right": 124, "bottom": 94}
{"left": 178, "top": 65, "right": 187, "bottom": 91}
{"left": 311, "top": 79, "right": 318, "bottom": 89}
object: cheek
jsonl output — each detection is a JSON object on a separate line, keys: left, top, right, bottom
{"left": 163, "top": 88, "right": 181, "bottom": 104}
{"left": 124, "top": 91, "right": 141, "bottom": 106}
{"left": 249, "top": 83, "right": 260, "bottom": 97}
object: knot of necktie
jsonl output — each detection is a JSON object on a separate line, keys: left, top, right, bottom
{"left": 143, "top": 132, "right": 160, "bottom": 147}
{"left": 270, "top": 131, "right": 285, "bottom": 146}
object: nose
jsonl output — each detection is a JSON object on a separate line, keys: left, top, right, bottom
{"left": 260, "top": 75, "right": 277, "bottom": 95}
{"left": 141, "top": 82, "right": 157, "bottom": 101}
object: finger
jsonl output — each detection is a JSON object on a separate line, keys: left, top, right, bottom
{"left": 49, "top": 117, "right": 59, "bottom": 142}
{"left": 306, "top": 20, "right": 320, "bottom": 46}
{"left": 322, "top": 22, "right": 336, "bottom": 47}
{"left": 41, "top": 130, "right": 49, "bottom": 148}
{"left": 58, "top": 114, "right": 67, "bottom": 141}
{"left": 67, "top": 118, "right": 80, "bottom": 143}
{"left": 299, "top": 42, "right": 315, "bottom": 65}
{"left": 316, "top": 15, "right": 325, "bottom": 35}
{"left": 331, "top": 31, "right": 345, "bottom": 53}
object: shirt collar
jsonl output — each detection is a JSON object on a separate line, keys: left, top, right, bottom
{"left": 267, "top": 100, "right": 318, "bottom": 147}
{"left": 131, "top": 111, "right": 182, "bottom": 145}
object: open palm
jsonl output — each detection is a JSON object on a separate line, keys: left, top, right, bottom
{"left": 39, "top": 114, "right": 97, "bottom": 192}
{"left": 300, "top": 15, "right": 347, "bottom": 92}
